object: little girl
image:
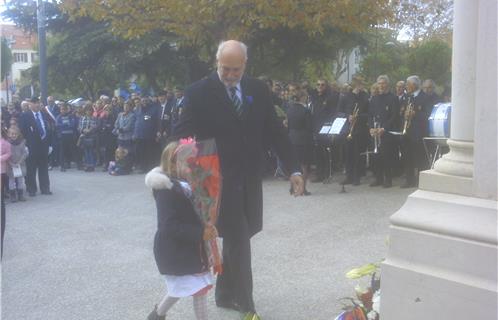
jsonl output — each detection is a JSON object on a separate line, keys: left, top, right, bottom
{"left": 145, "top": 141, "right": 217, "bottom": 320}
{"left": 7, "top": 126, "right": 28, "bottom": 202}
{"left": 108, "top": 146, "right": 131, "bottom": 176}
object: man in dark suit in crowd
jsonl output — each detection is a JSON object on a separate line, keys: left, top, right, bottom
{"left": 156, "top": 90, "right": 172, "bottom": 148}
{"left": 19, "top": 97, "right": 52, "bottom": 196}
{"left": 170, "top": 86, "right": 184, "bottom": 130}
{"left": 400, "top": 75, "right": 432, "bottom": 188}
{"left": 172, "top": 40, "right": 304, "bottom": 320}
{"left": 422, "top": 79, "right": 442, "bottom": 108}
{"left": 369, "top": 75, "right": 400, "bottom": 188}
{"left": 338, "top": 75, "right": 370, "bottom": 186}
{"left": 309, "top": 79, "right": 339, "bottom": 182}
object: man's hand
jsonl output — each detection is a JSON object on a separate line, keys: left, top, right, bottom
{"left": 290, "top": 174, "right": 305, "bottom": 196}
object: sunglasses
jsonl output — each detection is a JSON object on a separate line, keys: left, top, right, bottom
{"left": 317, "top": 83, "right": 326, "bottom": 87}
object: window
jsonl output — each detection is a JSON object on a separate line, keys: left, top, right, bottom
{"left": 14, "top": 52, "right": 28, "bottom": 63}
{"left": 31, "top": 52, "right": 38, "bottom": 62}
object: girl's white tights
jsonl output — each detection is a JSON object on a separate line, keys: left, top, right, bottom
{"left": 156, "top": 294, "right": 208, "bottom": 320}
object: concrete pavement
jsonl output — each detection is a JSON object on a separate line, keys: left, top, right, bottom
{"left": 1, "top": 169, "right": 414, "bottom": 320}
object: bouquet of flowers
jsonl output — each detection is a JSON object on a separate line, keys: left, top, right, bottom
{"left": 335, "top": 262, "right": 381, "bottom": 320}
{"left": 175, "top": 137, "right": 223, "bottom": 275}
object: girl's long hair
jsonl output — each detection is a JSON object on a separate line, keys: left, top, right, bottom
{"left": 161, "top": 141, "right": 179, "bottom": 177}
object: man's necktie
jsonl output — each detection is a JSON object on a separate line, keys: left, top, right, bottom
{"left": 35, "top": 112, "right": 46, "bottom": 139}
{"left": 230, "top": 87, "right": 243, "bottom": 117}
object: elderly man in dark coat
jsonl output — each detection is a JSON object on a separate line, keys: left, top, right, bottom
{"left": 173, "top": 40, "right": 304, "bottom": 319}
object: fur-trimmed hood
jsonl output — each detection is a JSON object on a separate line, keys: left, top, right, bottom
{"left": 145, "top": 167, "right": 174, "bottom": 190}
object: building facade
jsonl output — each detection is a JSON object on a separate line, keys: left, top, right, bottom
{"left": 1, "top": 24, "right": 38, "bottom": 104}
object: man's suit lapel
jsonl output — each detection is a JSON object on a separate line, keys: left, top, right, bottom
{"left": 239, "top": 76, "right": 252, "bottom": 120}
{"left": 207, "top": 73, "right": 241, "bottom": 121}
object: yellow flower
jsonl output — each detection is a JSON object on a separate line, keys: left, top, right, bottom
{"left": 346, "top": 263, "right": 378, "bottom": 279}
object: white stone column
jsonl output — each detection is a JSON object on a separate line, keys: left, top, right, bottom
{"left": 419, "top": 0, "right": 478, "bottom": 196}
{"left": 446, "top": 0, "right": 478, "bottom": 142}
{"left": 473, "top": 0, "right": 497, "bottom": 200}
{"left": 381, "top": 1, "right": 498, "bottom": 319}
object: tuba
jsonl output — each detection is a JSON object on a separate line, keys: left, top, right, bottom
{"left": 347, "top": 103, "right": 359, "bottom": 140}
{"left": 402, "top": 97, "right": 414, "bottom": 135}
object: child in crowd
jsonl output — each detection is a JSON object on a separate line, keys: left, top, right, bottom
{"left": 78, "top": 104, "right": 98, "bottom": 172}
{"left": 145, "top": 142, "right": 217, "bottom": 320}
{"left": 56, "top": 103, "right": 78, "bottom": 171}
{"left": 108, "top": 146, "right": 131, "bottom": 176}
{"left": 1, "top": 127, "right": 11, "bottom": 203}
{"left": 6, "top": 126, "right": 28, "bottom": 202}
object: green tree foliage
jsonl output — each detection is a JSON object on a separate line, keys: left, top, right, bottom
{"left": 1, "top": 38, "right": 13, "bottom": 81}
{"left": 2, "top": 1, "right": 193, "bottom": 99}
{"left": 392, "top": 0, "right": 453, "bottom": 44}
{"left": 407, "top": 40, "right": 452, "bottom": 87}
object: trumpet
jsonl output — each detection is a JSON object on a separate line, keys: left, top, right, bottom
{"left": 347, "top": 103, "right": 359, "bottom": 140}
{"left": 402, "top": 98, "right": 414, "bottom": 135}
{"left": 372, "top": 120, "right": 381, "bottom": 154}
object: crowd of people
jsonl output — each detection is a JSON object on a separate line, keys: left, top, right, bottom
{"left": 0, "top": 38, "right": 451, "bottom": 319}
{"left": 0, "top": 73, "right": 446, "bottom": 205}
{"left": 0, "top": 88, "right": 185, "bottom": 201}
{"left": 265, "top": 74, "right": 446, "bottom": 193}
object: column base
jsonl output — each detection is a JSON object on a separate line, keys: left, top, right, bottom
{"left": 419, "top": 169, "right": 473, "bottom": 197}
{"left": 381, "top": 190, "right": 497, "bottom": 320}
{"left": 433, "top": 139, "right": 474, "bottom": 177}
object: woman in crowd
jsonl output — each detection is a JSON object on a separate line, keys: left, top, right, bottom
{"left": 78, "top": 104, "right": 98, "bottom": 172}
{"left": 285, "top": 83, "right": 313, "bottom": 195}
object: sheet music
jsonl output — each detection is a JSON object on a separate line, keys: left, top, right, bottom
{"left": 329, "top": 118, "right": 347, "bottom": 135}
{"left": 319, "top": 125, "right": 332, "bottom": 134}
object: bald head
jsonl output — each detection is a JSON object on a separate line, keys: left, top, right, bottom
{"left": 216, "top": 40, "right": 248, "bottom": 87}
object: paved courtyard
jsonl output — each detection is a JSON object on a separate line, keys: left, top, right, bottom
{"left": 2, "top": 169, "right": 414, "bottom": 320}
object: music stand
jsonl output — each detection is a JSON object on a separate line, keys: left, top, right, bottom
{"left": 423, "top": 137, "right": 449, "bottom": 169}
{"left": 320, "top": 118, "right": 347, "bottom": 185}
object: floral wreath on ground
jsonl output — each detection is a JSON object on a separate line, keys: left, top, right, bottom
{"left": 334, "top": 262, "right": 381, "bottom": 320}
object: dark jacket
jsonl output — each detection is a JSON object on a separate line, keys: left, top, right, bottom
{"left": 172, "top": 72, "right": 299, "bottom": 239}
{"left": 401, "top": 90, "right": 432, "bottom": 140}
{"left": 368, "top": 92, "right": 400, "bottom": 132}
{"left": 309, "top": 90, "right": 339, "bottom": 136}
{"left": 286, "top": 102, "right": 313, "bottom": 146}
{"left": 56, "top": 114, "right": 78, "bottom": 137}
{"left": 133, "top": 104, "right": 159, "bottom": 140}
{"left": 338, "top": 90, "right": 370, "bottom": 140}
{"left": 19, "top": 110, "right": 51, "bottom": 155}
{"left": 145, "top": 167, "right": 207, "bottom": 276}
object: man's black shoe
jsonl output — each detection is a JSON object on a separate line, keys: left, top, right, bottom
{"left": 28, "top": 192, "right": 36, "bottom": 197}
{"left": 352, "top": 180, "right": 360, "bottom": 186}
{"left": 382, "top": 181, "right": 393, "bottom": 188}
{"left": 216, "top": 300, "right": 242, "bottom": 312}
{"left": 41, "top": 191, "right": 53, "bottom": 195}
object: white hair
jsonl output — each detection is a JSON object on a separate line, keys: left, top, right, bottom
{"left": 376, "top": 74, "right": 390, "bottom": 83}
{"left": 423, "top": 79, "right": 435, "bottom": 87}
{"left": 406, "top": 75, "right": 421, "bottom": 89}
{"left": 216, "top": 40, "right": 248, "bottom": 61}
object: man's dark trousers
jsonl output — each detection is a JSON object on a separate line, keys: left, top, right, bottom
{"left": 26, "top": 147, "right": 50, "bottom": 194}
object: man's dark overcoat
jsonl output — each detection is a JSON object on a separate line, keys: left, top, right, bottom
{"left": 173, "top": 73, "right": 299, "bottom": 239}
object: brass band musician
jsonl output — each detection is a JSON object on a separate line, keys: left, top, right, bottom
{"left": 368, "top": 75, "right": 400, "bottom": 188}
{"left": 338, "top": 75, "right": 369, "bottom": 185}
{"left": 399, "top": 75, "right": 432, "bottom": 188}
